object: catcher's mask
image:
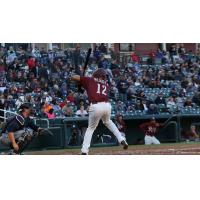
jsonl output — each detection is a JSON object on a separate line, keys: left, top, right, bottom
{"left": 18, "top": 103, "right": 32, "bottom": 115}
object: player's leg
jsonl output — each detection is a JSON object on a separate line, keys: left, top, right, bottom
{"left": 101, "top": 103, "right": 127, "bottom": 148}
{"left": 152, "top": 136, "right": 160, "bottom": 144}
{"left": 0, "top": 130, "right": 26, "bottom": 154}
{"left": 120, "top": 132, "right": 126, "bottom": 140}
{"left": 144, "top": 135, "right": 153, "bottom": 145}
{"left": 0, "top": 130, "right": 25, "bottom": 147}
{"left": 0, "top": 134, "right": 11, "bottom": 146}
{"left": 81, "top": 105, "right": 102, "bottom": 154}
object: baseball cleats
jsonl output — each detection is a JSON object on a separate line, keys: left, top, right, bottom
{"left": 121, "top": 140, "right": 128, "bottom": 150}
{"left": 81, "top": 152, "right": 87, "bottom": 155}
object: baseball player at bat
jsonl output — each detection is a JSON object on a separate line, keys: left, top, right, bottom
{"left": 71, "top": 68, "right": 128, "bottom": 155}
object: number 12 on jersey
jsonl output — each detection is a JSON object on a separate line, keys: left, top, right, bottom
{"left": 97, "top": 83, "right": 107, "bottom": 95}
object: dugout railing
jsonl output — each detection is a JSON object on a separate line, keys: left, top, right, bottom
{"left": 1, "top": 114, "right": 200, "bottom": 152}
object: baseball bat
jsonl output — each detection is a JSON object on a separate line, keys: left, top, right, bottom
{"left": 78, "top": 48, "right": 92, "bottom": 93}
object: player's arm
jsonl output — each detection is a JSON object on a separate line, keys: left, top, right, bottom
{"left": 28, "top": 119, "right": 39, "bottom": 132}
{"left": 8, "top": 132, "right": 19, "bottom": 151}
{"left": 8, "top": 132, "right": 16, "bottom": 145}
{"left": 28, "top": 119, "right": 44, "bottom": 134}
{"left": 71, "top": 75, "right": 80, "bottom": 82}
{"left": 71, "top": 76, "right": 89, "bottom": 90}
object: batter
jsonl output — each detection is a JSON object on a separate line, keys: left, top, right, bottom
{"left": 71, "top": 68, "right": 128, "bottom": 154}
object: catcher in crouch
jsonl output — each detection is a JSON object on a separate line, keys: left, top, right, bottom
{"left": 71, "top": 68, "right": 128, "bottom": 154}
{"left": 0, "top": 103, "right": 44, "bottom": 155}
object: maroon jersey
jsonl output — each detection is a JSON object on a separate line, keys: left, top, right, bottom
{"left": 139, "top": 122, "right": 159, "bottom": 136}
{"left": 80, "top": 77, "right": 109, "bottom": 103}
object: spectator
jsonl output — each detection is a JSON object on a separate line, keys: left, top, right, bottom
{"left": 169, "top": 44, "right": 178, "bottom": 63}
{"left": 98, "top": 43, "right": 107, "bottom": 54}
{"left": 45, "top": 108, "right": 55, "bottom": 119}
{"left": 51, "top": 98, "right": 61, "bottom": 111}
{"left": 59, "top": 99, "right": 69, "bottom": 109}
{"left": 127, "top": 84, "right": 135, "bottom": 101}
{"left": 62, "top": 102, "right": 74, "bottom": 117}
{"left": 27, "top": 56, "right": 36, "bottom": 74}
{"left": 178, "top": 44, "right": 186, "bottom": 58}
{"left": 115, "top": 100, "right": 126, "bottom": 113}
{"left": 154, "top": 93, "right": 166, "bottom": 105}
{"left": 166, "top": 97, "right": 176, "bottom": 109}
{"left": 148, "top": 49, "right": 155, "bottom": 65}
{"left": 117, "top": 76, "right": 129, "bottom": 102}
{"left": 131, "top": 51, "right": 139, "bottom": 63}
{"left": 176, "top": 96, "right": 184, "bottom": 108}
{"left": 32, "top": 46, "right": 41, "bottom": 59}
{"left": 135, "top": 100, "right": 144, "bottom": 111}
{"left": 6, "top": 46, "right": 17, "bottom": 65}
{"left": 156, "top": 48, "right": 163, "bottom": 59}
{"left": 182, "top": 125, "right": 199, "bottom": 141}
{"left": 147, "top": 104, "right": 158, "bottom": 115}
{"left": 67, "top": 90, "right": 75, "bottom": 103}
{"left": 75, "top": 105, "right": 88, "bottom": 117}
{"left": 39, "top": 63, "right": 49, "bottom": 79}
{"left": 109, "top": 83, "right": 119, "bottom": 100}
{"left": 184, "top": 98, "right": 194, "bottom": 107}
{"left": 43, "top": 102, "right": 52, "bottom": 113}
{"left": 38, "top": 102, "right": 48, "bottom": 118}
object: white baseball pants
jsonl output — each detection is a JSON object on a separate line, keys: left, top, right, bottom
{"left": 145, "top": 135, "right": 160, "bottom": 145}
{"left": 120, "top": 132, "right": 126, "bottom": 140}
{"left": 81, "top": 102, "right": 124, "bottom": 154}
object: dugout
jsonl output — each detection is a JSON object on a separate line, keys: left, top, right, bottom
{"left": 178, "top": 114, "right": 200, "bottom": 140}
{"left": 123, "top": 115, "right": 178, "bottom": 145}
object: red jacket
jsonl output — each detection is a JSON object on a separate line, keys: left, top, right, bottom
{"left": 131, "top": 53, "right": 139, "bottom": 62}
{"left": 27, "top": 58, "right": 36, "bottom": 70}
{"left": 67, "top": 95, "right": 75, "bottom": 103}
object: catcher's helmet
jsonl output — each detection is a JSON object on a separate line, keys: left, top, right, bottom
{"left": 92, "top": 68, "right": 107, "bottom": 80}
{"left": 18, "top": 103, "right": 32, "bottom": 113}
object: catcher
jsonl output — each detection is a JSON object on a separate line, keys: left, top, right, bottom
{"left": 0, "top": 103, "right": 44, "bottom": 155}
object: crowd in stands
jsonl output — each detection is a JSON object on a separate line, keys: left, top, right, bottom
{"left": 1, "top": 43, "right": 200, "bottom": 120}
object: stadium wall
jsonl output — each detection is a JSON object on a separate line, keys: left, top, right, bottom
{"left": 2, "top": 115, "right": 197, "bottom": 152}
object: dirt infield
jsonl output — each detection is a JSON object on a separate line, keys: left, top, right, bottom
{"left": 24, "top": 142, "right": 200, "bottom": 155}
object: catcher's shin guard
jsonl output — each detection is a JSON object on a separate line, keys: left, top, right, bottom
{"left": 14, "top": 133, "right": 33, "bottom": 154}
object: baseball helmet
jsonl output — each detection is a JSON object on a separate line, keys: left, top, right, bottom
{"left": 92, "top": 68, "right": 107, "bottom": 80}
{"left": 18, "top": 103, "right": 32, "bottom": 113}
